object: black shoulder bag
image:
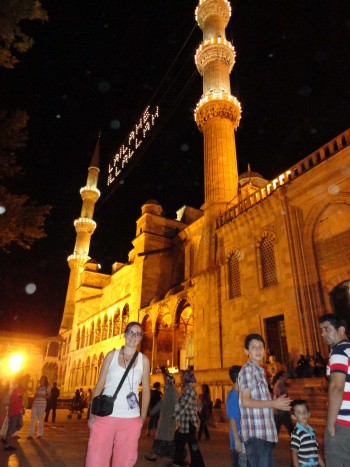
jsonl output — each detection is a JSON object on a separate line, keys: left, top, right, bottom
{"left": 91, "top": 350, "right": 138, "bottom": 417}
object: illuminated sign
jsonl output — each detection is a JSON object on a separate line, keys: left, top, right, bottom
{"left": 107, "top": 105, "right": 159, "bottom": 186}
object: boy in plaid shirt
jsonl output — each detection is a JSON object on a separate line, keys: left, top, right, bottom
{"left": 238, "top": 333, "right": 291, "bottom": 467}
{"left": 172, "top": 370, "right": 205, "bottom": 467}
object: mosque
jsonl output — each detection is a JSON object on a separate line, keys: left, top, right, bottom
{"left": 56, "top": 0, "right": 350, "bottom": 398}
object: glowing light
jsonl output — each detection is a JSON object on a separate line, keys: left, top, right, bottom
{"left": 80, "top": 186, "right": 100, "bottom": 196}
{"left": 73, "top": 218, "right": 96, "bottom": 227}
{"left": 0, "top": 205, "right": 6, "bottom": 215}
{"left": 107, "top": 106, "right": 159, "bottom": 187}
{"left": 25, "top": 283, "right": 36, "bottom": 295}
{"left": 9, "top": 354, "right": 24, "bottom": 373}
{"left": 194, "top": 92, "right": 241, "bottom": 119}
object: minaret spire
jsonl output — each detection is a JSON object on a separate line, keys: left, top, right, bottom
{"left": 59, "top": 135, "right": 101, "bottom": 333}
{"left": 194, "top": 0, "right": 241, "bottom": 220}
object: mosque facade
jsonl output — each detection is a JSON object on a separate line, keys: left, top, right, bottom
{"left": 57, "top": 0, "right": 350, "bottom": 398}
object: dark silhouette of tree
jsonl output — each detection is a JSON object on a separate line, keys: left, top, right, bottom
{"left": 0, "top": 0, "right": 48, "bottom": 68}
{"left": 0, "top": 1, "right": 50, "bottom": 251}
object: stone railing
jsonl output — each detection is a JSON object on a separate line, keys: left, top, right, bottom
{"left": 217, "top": 128, "right": 350, "bottom": 228}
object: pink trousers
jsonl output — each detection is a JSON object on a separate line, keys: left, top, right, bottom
{"left": 85, "top": 416, "right": 143, "bottom": 467}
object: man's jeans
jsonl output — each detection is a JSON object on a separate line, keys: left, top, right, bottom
{"left": 245, "top": 437, "right": 274, "bottom": 467}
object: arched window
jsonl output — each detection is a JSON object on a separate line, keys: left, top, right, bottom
{"left": 95, "top": 318, "right": 101, "bottom": 342}
{"left": 89, "top": 322, "right": 95, "bottom": 346}
{"left": 108, "top": 317, "right": 113, "bottom": 339}
{"left": 260, "top": 235, "right": 278, "bottom": 287}
{"left": 81, "top": 326, "right": 86, "bottom": 349}
{"left": 121, "top": 305, "right": 129, "bottom": 333}
{"left": 84, "top": 357, "right": 90, "bottom": 386}
{"left": 76, "top": 329, "right": 80, "bottom": 350}
{"left": 228, "top": 251, "right": 241, "bottom": 299}
{"left": 102, "top": 315, "right": 108, "bottom": 340}
{"left": 98, "top": 353, "right": 104, "bottom": 379}
{"left": 113, "top": 310, "right": 120, "bottom": 336}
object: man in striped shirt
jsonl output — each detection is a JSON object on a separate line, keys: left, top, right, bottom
{"left": 238, "top": 334, "right": 291, "bottom": 467}
{"left": 319, "top": 313, "right": 350, "bottom": 467}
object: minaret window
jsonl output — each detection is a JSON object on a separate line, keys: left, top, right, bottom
{"left": 228, "top": 251, "right": 241, "bottom": 299}
{"left": 260, "top": 235, "right": 278, "bottom": 287}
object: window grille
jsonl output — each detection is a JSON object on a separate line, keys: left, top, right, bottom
{"left": 228, "top": 251, "right": 241, "bottom": 298}
{"left": 261, "top": 236, "right": 277, "bottom": 287}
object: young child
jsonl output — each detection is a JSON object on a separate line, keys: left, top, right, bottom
{"left": 290, "top": 399, "right": 325, "bottom": 467}
{"left": 238, "top": 333, "right": 291, "bottom": 467}
{"left": 226, "top": 365, "right": 248, "bottom": 466}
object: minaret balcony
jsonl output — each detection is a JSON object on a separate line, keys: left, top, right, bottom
{"left": 74, "top": 217, "right": 97, "bottom": 234}
{"left": 195, "top": 38, "right": 235, "bottom": 75}
{"left": 195, "top": 92, "right": 241, "bottom": 131}
{"left": 195, "top": 0, "right": 231, "bottom": 30}
{"left": 67, "top": 253, "right": 90, "bottom": 268}
{"left": 80, "top": 186, "right": 100, "bottom": 202}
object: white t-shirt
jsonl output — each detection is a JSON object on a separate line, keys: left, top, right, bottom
{"left": 103, "top": 349, "right": 143, "bottom": 418}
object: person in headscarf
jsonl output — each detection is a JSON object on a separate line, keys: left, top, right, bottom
{"left": 145, "top": 373, "right": 178, "bottom": 464}
{"left": 172, "top": 370, "right": 205, "bottom": 467}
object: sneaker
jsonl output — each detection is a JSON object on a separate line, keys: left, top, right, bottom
{"left": 4, "top": 445, "right": 16, "bottom": 451}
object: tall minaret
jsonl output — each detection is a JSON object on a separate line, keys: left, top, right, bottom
{"left": 195, "top": 0, "right": 241, "bottom": 221}
{"left": 59, "top": 137, "right": 101, "bottom": 333}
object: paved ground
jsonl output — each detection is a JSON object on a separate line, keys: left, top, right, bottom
{"left": 0, "top": 410, "right": 324, "bottom": 466}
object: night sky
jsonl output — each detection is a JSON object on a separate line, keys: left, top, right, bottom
{"left": 0, "top": 0, "right": 349, "bottom": 335}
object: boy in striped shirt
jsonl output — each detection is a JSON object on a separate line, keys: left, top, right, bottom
{"left": 290, "top": 399, "right": 325, "bottom": 467}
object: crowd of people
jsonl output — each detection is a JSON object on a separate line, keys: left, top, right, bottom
{"left": 1, "top": 312, "right": 349, "bottom": 467}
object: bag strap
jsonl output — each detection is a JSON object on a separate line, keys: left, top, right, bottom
{"left": 110, "top": 350, "right": 138, "bottom": 401}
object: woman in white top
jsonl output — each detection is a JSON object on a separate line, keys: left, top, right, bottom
{"left": 86, "top": 321, "right": 150, "bottom": 467}
{"left": 28, "top": 375, "right": 50, "bottom": 439}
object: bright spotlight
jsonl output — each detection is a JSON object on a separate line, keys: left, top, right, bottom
{"left": 9, "top": 354, "right": 24, "bottom": 373}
